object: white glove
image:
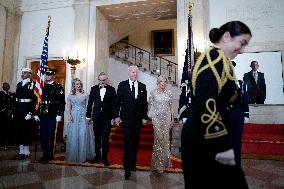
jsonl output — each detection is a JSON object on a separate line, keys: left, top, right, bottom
{"left": 182, "top": 118, "right": 187, "bottom": 124}
{"left": 25, "top": 114, "right": 32, "bottom": 120}
{"left": 56, "top": 115, "right": 62, "bottom": 122}
{"left": 34, "top": 115, "right": 40, "bottom": 121}
{"left": 215, "top": 149, "right": 236, "bottom": 166}
{"left": 244, "top": 117, "right": 249, "bottom": 123}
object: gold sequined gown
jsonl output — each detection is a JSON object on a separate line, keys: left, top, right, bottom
{"left": 149, "top": 89, "right": 173, "bottom": 172}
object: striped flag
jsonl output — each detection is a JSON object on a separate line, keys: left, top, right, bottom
{"left": 34, "top": 17, "right": 51, "bottom": 110}
{"left": 178, "top": 7, "right": 193, "bottom": 120}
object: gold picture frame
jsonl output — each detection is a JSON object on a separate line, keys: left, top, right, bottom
{"left": 151, "top": 29, "right": 174, "bottom": 56}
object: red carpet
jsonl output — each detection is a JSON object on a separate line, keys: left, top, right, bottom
{"left": 50, "top": 121, "right": 182, "bottom": 173}
{"left": 50, "top": 123, "right": 284, "bottom": 169}
{"left": 108, "top": 121, "right": 182, "bottom": 172}
{"left": 242, "top": 123, "right": 284, "bottom": 160}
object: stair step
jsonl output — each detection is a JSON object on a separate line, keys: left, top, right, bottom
{"left": 110, "top": 140, "right": 153, "bottom": 150}
{"left": 111, "top": 128, "right": 154, "bottom": 135}
{"left": 111, "top": 133, "right": 154, "bottom": 142}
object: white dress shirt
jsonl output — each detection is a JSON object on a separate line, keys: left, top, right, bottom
{"left": 128, "top": 79, "right": 138, "bottom": 99}
{"left": 100, "top": 86, "right": 106, "bottom": 101}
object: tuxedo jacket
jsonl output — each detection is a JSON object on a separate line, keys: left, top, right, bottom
{"left": 86, "top": 84, "right": 116, "bottom": 123}
{"left": 115, "top": 80, "right": 148, "bottom": 126}
{"left": 243, "top": 70, "right": 266, "bottom": 104}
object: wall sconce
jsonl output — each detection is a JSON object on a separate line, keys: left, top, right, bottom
{"left": 63, "top": 48, "right": 85, "bottom": 80}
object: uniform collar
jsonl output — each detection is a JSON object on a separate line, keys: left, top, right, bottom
{"left": 22, "top": 78, "right": 31, "bottom": 83}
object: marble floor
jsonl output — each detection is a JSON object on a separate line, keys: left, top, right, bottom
{"left": 0, "top": 146, "right": 284, "bottom": 189}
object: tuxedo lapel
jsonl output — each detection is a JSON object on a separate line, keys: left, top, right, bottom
{"left": 126, "top": 81, "right": 133, "bottom": 98}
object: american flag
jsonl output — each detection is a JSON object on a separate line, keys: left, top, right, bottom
{"left": 34, "top": 17, "right": 51, "bottom": 110}
{"left": 178, "top": 9, "right": 193, "bottom": 120}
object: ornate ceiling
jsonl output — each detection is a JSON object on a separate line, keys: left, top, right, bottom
{"left": 98, "top": 0, "right": 177, "bottom": 22}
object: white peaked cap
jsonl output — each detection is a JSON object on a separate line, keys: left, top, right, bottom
{"left": 22, "top": 67, "right": 32, "bottom": 73}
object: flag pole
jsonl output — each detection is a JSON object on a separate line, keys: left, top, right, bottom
{"left": 34, "top": 15, "right": 51, "bottom": 161}
{"left": 178, "top": 1, "right": 194, "bottom": 120}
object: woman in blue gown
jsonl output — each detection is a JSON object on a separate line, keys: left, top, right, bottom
{"left": 65, "top": 78, "right": 95, "bottom": 162}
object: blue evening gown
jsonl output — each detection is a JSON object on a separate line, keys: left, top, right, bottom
{"left": 65, "top": 95, "right": 95, "bottom": 162}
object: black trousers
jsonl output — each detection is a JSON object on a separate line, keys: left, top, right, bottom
{"left": 181, "top": 123, "right": 248, "bottom": 189}
{"left": 0, "top": 113, "right": 14, "bottom": 145}
{"left": 15, "top": 117, "right": 33, "bottom": 146}
{"left": 93, "top": 117, "right": 111, "bottom": 161}
{"left": 122, "top": 121, "right": 142, "bottom": 171}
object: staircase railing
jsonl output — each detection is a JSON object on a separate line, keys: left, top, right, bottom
{"left": 110, "top": 40, "right": 178, "bottom": 84}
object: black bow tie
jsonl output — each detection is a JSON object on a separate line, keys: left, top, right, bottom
{"left": 99, "top": 86, "right": 105, "bottom": 89}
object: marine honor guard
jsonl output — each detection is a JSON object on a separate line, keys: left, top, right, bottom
{"left": 13, "top": 68, "right": 37, "bottom": 160}
{"left": 36, "top": 68, "right": 65, "bottom": 162}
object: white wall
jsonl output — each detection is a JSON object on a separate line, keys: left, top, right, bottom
{"left": 17, "top": 1, "right": 75, "bottom": 83}
{"left": 248, "top": 105, "right": 284, "bottom": 124}
{"left": 128, "top": 19, "right": 177, "bottom": 64}
{"left": 209, "top": 0, "right": 284, "bottom": 44}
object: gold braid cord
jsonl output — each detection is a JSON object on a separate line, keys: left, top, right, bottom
{"left": 201, "top": 98, "right": 227, "bottom": 139}
{"left": 191, "top": 46, "right": 236, "bottom": 139}
{"left": 192, "top": 46, "right": 236, "bottom": 96}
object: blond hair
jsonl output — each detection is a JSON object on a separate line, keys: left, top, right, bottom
{"left": 157, "top": 75, "right": 168, "bottom": 85}
{"left": 71, "top": 78, "right": 84, "bottom": 95}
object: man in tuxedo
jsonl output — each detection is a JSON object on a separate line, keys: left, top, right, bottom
{"left": 243, "top": 61, "right": 266, "bottom": 104}
{"left": 86, "top": 72, "right": 116, "bottom": 166}
{"left": 115, "top": 65, "right": 148, "bottom": 179}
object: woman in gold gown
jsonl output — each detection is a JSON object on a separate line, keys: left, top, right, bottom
{"left": 149, "top": 75, "right": 174, "bottom": 173}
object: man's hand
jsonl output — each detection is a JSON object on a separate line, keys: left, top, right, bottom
{"left": 56, "top": 115, "right": 62, "bottom": 122}
{"left": 215, "top": 149, "right": 236, "bottom": 166}
{"left": 115, "top": 117, "right": 121, "bottom": 126}
{"left": 34, "top": 115, "right": 40, "bottom": 122}
{"left": 86, "top": 117, "right": 91, "bottom": 124}
{"left": 229, "top": 90, "right": 239, "bottom": 103}
{"left": 25, "top": 114, "right": 32, "bottom": 120}
{"left": 244, "top": 117, "right": 249, "bottom": 123}
{"left": 142, "top": 119, "right": 147, "bottom": 125}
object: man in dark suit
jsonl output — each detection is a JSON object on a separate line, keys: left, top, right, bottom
{"left": 86, "top": 72, "right": 116, "bottom": 166}
{"left": 35, "top": 68, "right": 65, "bottom": 162}
{"left": 115, "top": 65, "right": 148, "bottom": 180}
{"left": 243, "top": 60, "right": 266, "bottom": 104}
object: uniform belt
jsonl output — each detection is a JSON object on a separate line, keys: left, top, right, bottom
{"left": 16, "top": 98, "right": 32, "bottom": 102}
{"left": 42, "top": 101, "right": 59, "bottom": 104}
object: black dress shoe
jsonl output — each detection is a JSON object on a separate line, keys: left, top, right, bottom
{"left": 13, "top": 154, "right": 25, "bottom": 160}
{"left": 102, "top": 160, "right": 110, "bottom": 166}
{"left": 92, "top": 156, "right": 101, "bottom": 163}
{"left": 124, "top": 170, "right": 131, "bottom": 180}
{"left": 22, "top": 154, "right": 31, "bottom": 159}
{"left": 39, "top": 156, "right": 52, "bottom": 163}
{"left": 39, "top": 156, "right": 47, "bottom": 163}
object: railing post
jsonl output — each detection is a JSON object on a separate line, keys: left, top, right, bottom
{"left": 135, "top": 47, "right": 136, "bottom": 65}
{"left": 159, "top": 58, "right": 162, "bottom": 75}
{"left": 175, "top": 66, "right": 177, "bottom": 84}
{"left": 149, "top": 53, "right": 151, "bottom": 71}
